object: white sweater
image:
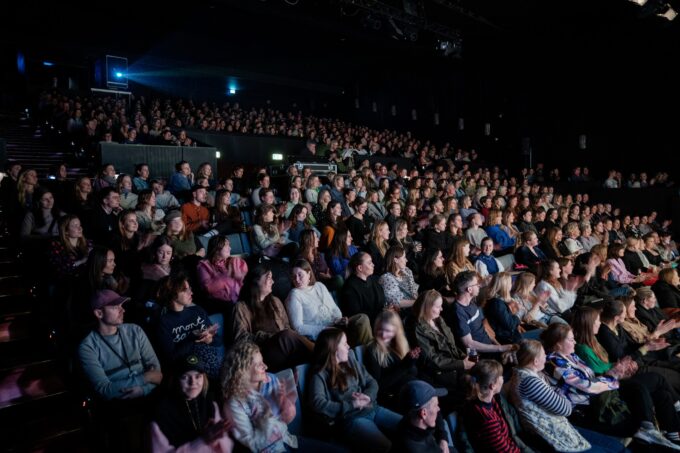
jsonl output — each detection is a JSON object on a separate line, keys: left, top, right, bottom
{"left": 285, "top": 282, "right": 341, "bottom": 339}
{"left": 536, "top": 281, "right": 576, "bottom": 315}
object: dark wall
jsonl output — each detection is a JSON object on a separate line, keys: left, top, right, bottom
{"left": 100, "top": 143, "right": 218, "bottom": 182}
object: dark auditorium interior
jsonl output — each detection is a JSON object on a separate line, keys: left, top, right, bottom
{"left": 2, "top": 0, "right": 680, "bottom": 451}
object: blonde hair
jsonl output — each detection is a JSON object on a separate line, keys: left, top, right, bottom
{"left": 413, "top": 290, "right": 442, "bottom": 323}
{"left": 371, "top": 220, "right": 389, "bottom": 257}
{"left": 371, "top": 310, "right": 410, "bottom": 367}
{"left": 511, "top": 272, "right": 536, "bottom": 298}
{"left": 516, "top": 340, "right": 544, "bottom": 368}
{"left": 480, "top": 272, "right": 512, "bottom": 308}
{"left": 221, "top": 341, "right": 261, "bottom": 401}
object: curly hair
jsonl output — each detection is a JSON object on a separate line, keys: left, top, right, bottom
{"left": 221, "top": 341, "right": 261, "bottom": 401}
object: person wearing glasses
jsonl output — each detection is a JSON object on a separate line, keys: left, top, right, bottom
{"left": 444, "top": 271, "right": 517, "bottom": 362}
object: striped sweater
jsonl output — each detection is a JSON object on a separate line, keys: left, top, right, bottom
{"left": 509, "top": 367, "right": 591, "bottom": 452}
{"left": 462, "top": 396, "right": 520, "bottom": 453}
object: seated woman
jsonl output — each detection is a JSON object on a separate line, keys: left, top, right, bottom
{"left": 643, "top": 234, "right": 667, "bottom": 269}
{"left": 596, "top": 299, "right": 680, "bottom": 382}
{"left": 364, "top": 311, "right": 421, "bottom": 411}
{"left": 164, "top": 210, "right": 205, "bottom": 260}
{"left": 156, "top": 274, "right": 222, "bottom": 379}
{"left": 462, "top": 360, "right": 533, "bottom": 453}
{"left": 252, "top": 203, "right": 297, "bottom": 259}
{"left": 474, "top": 237, "right": 505, "bottom": 280}
{"left": 49, "top": 215, "right": 92, "bottom": 279}
{"left": 135, "top": 189, "right": 165, "bottom": 234}
{"left": 212, "top": 189, "right": 241, "bottom": 235}
{"left": 444, "top": 237, "right": 475, "bottom": 284}
{"left": 485, "top": 209, "right": 516, "bottom": 255}
{"left": 577, "top": 221, "right": 600, "bottom": 253}
{"left": 197, "top": 235, "right": 248, "bottom": 305}
{"left": 562, "top": 222, "right": 585, "bottom": 257}
{"left": 481, "top": 272, "right": 536, "bottom": 345}
{"left": 634, "top": 287, "right": 680, "bottom": 342}
{"left": 607, "top": 243, "right": 647, "bottom": 286}
{"left": 423, "top": 214, "right": 453, "bottom": 256}
{"left": 378, "top": 246, "right": 418, "bottom": 311}
{"left": 511, "top": 271, "right": 562, "bottom": 327}
{"left": 223, "top": 341, "right": 342, "bottom": 453}
{"left": 311, "top": 189, "right": 331, "bottom": 230}
{"left": 142, "top": 236, "right": 174, "bottom": 282}
{"left": 287, "top": 204, "right": 313, "bottom": 245}
{"left": 536, "top": 260, "right": 577, "bottom": 319}
{"left": 87, "top": 246, "right": 129, "bottom": 296}
{"left": 327, "top": 229, "right": 358, "bottom": 279}
{"left": 543, "top": 226, "right": 566, "bottom": 261}
{"left": 150, "top": 355, "right": 233, "bottom": 453}
{"left": 509, "top": 340, "right": 624, "bottom": 453}
{"left": 67, "top": 176, "right": 94, "bottom": 223}
{"left": 514, "top": 230, "right": 547, "bottom": 273}
{"left": 319, "top": 201, "right": 344, "bottom": 252}
{"left": 389, "top": 218, "right": 422, "bottom": 274}
{"left": 345, "top": 197, "right": 371, "bottom": 249}
{"left": 418, "top": 248, "right": 450, "bottom": 296}
{"left": 296, "top": 229, "right": 339, "bottom": 291}
{"left": 542, "top": 323, "right": 680, "bottom": 446}
{"left": 285, "top": 186, "right": 316, "bottom": 225}
{"left": 406, "top": 289, "right": 473, "bottom": 407}
{"left": 111, "top": 210, "right": 152, "bottom": 284}
{"left": 620, "top": 294, "right": 680, "bottom": 347}
{"left": 622, "top": 237, "right": 658, "bottom": 282}
{"left": 21, "top": 188, "right": 63, "bottom": 238}
{"left": 367, "top": 220, "right": 390, "bottom": 276}
{"left": 286, "top": 259, "right": 372, "bottom": 345}
{"left": 232, "top": 264, "right": 313, "bottom": 371}
{"left": 309, "top": 328, "right": 402, "bottom": 453}
{"left": 653, "top": 268, "right": 680, "bottom": 310}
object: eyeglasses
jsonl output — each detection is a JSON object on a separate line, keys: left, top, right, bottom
{"left": 466, "top": 283, "right": 480, "bottom": 290}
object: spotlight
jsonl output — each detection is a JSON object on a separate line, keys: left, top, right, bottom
{"left": 629, "top": 0, "right": 648, "bottom": 4}
{"left": 115, "top": 71, "right": 123, "bottom": 78}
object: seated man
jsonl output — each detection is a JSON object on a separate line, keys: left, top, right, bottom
{"left": 151, "top": 179, "right": 180, "bottom": 212}
{"left": 181, "top": 184, "right": 210, "bottom": 234}
{"left": 444, "top": 271, "right": 515, "bottom": 360}
{"left": 341, "top": 252, "right": 386, "bottom": 325}
{"left": 395, "top": 380, "right": 450, "bottom": 453}
{"left": 78, "top": 289, "right": 162, "bottom": 401}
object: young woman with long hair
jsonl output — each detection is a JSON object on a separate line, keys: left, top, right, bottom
{"left": 49, "top": 215, "right": 92, "bottom": 279}
{"left": 309, "top": 328, "right": 402, "bottom": 452}
{"left": 222, "top": 341, "right": 343, "bottom": 453}
{"left": 232, "top": 263, "right": 313, "bottom": 371}
{"left": 378, "top": 245, "right": 418, "bottom": 311}
{"left": 197, "top": 235, "right": 248, "bottom": 304}
{"left": 364, "top": 310, "right": 420, "bottom": 410}
{"left": 445, "top": 237, "right": 475, "bottom": 284}
{"left": 286, "top": 259, "right": 372, "bottom": 345}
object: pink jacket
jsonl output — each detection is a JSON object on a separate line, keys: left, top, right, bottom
{"left": 607, "top": 258, "right": 636, "bottom": 284}
{"left": 197, "top": 257, "right": 248, "bottom": 302}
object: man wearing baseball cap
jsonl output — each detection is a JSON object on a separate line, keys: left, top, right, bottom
{"left": 395, "top": 380, "right": 451, "bottom": 453}
{"left": 78, "top": 289, "right": 162, "bottom": 401}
